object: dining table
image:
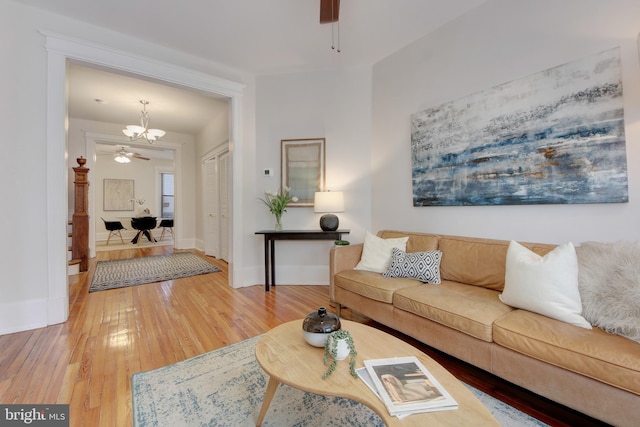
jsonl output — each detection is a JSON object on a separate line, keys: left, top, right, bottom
{"left": 130, "top": 216, "right": 157, "bottom": 244}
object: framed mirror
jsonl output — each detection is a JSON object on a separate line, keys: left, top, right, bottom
{"left": 281, "top": 138, "right": 326, "bottom": 207}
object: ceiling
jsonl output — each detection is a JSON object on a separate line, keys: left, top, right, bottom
{"left": 69, "top": 63, "right": 224, "bottom": 160}
{"left": 68, "top": 63, "right": 227, "bottom": 135}
{"left": 21, "top": 0, "right": 488, "bottom": 159}
{"left": 16, "top": 0, "right": 487, "bottom": 75}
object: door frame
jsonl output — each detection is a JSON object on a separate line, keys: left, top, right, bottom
{"left": 84, "top": 133, "right": 181, "bottom": 257}
{"left": 43, "top": 30, "right": 245, "bottom": 326}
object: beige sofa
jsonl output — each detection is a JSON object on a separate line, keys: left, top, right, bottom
{"left": 329, "top": 230, "right": 640, "bottom": 427}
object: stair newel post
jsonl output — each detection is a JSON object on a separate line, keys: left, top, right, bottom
{"left": 72, "top": 156, "right": 90, "bottom": 272}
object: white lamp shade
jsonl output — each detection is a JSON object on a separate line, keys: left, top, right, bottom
{"left": 123, "top": 125, "right": 145, "bottom": 137}
{"left": 314, "top": 191, "right": 344, "bottom": 213}
{"left": 149, "top": 129, "right": 166, "bottom": 137}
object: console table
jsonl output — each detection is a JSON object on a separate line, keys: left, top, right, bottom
{"left": 255, "top": 229, "right": 350, "bottom": 291}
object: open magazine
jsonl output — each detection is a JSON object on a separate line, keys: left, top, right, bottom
{"left": 361, "top": 356, "right": 458, "bottom": 417}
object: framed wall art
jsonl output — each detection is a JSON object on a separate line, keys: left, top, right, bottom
{"left": 411, "top": 47, "right": 628, "bottom": 206}
{"left": 103, "top": 178, "right": 134, "bottom": 211}
{"left": 281, "top": 138, "right": 326, "bottom": 206}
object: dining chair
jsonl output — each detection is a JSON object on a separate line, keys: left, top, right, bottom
{"left": 101, "top": 217, "right": 126, "bottom": 245}
{"left": 158, "top": 219, "right": 174, "bottom": 241}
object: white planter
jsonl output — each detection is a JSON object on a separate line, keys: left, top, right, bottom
{"left": 329, "top": 337, "right": 350, "bottom": 360}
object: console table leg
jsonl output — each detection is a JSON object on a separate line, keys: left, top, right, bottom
{"left": 264, "top": 237, "right": 270, "bottom": 291}
{"left": 256, "top": 376, "right": 279, "bottom": 426}
{"left": 270, "top": 240, "right": 276, "bottom": 287}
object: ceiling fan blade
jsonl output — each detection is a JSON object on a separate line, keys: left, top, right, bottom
{"left": 132, "top": 153, "right": 150, "bottom": 161}
{"left": 320, "top": 0, "right": 339, "bottom": 24}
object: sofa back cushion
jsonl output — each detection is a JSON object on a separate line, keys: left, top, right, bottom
{"left": 378, "top": 231, "right": 555, "bottom": 291}
{"left": 439, "top": 237, "right": 510, "bottom": 290}
{"left": 439, "top": 236, "right": 557, "bottom": 291}
{"left": 378, "top": 230, "right": 439, "bottom": 253}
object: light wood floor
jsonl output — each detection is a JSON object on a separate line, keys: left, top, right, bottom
{"left": 0, "top": 247, "right": 334, "bottom": 426}
{"left": 0, "top": 246, "right": 606, "bottom": 427}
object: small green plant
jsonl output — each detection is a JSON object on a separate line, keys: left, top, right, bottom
{"left": 258, "top": 187, "right": 299, "bottom": 230}
{"left": 322, "top": 329, "right": 358, "bottom": 379}
{"left": 334, "top": 240, "right": 350, "bottom": 246}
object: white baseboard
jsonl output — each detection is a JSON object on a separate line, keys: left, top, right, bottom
{"left": 250, "top": 265, "right": 330, "bottom": 287}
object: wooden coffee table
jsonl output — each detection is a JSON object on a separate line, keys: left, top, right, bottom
{"left": 254, "top": 319, "right": 499, "bottom": 426}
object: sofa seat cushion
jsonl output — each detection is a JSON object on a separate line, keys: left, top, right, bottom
{"left": 494, "top": 310, "right": 640, "bottom": 396}
{"left": 334, "top": 270, "right": 421, "bottom": 304}
{"left": 393, "top": 281, "right": 513, "bottom": 342}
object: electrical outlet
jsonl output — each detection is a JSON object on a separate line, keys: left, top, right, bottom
{"left": 264, "top": 168, "right": 274, "bottom": 177}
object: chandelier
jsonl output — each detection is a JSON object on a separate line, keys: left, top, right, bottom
{"left": 122, "top": 100, "right": 166, "bottom": 143}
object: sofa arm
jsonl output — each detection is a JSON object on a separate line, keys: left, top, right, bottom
{"left": 329, "top": 243, "right": 363, "bottom": 303}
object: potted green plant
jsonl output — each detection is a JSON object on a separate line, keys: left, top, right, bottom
{"left": 322, "top": 329, "right": 358, "bottom": 379}
{"left": 258, "top": 187, "right": 299, "bottom": 231}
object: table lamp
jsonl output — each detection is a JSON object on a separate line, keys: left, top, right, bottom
{"left": 314, "top": 191, "right": 344, "bottom": 231}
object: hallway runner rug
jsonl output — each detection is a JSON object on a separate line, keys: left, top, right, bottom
{"left": 132, "top": 335, "right": 549, "bottom": 427}
{"left": 90, "top": 252, "right": 220, "bottom": 292}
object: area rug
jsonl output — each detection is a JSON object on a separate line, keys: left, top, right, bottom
{"left": 90, "top": 252, "right": 220, "bottom": 292}
{"left": 131, "top": 336, "right": 548, "bottom": 427}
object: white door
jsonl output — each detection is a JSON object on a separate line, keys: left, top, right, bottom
{"left": 204, "top": 158, "right": 219, "bottom": 257}
{"left": 219, "top": 151, "right": 230, "bottom": 261}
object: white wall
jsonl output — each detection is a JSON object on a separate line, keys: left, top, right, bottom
{"left": 254, "top": 66, "right": 373, "bottom": 284}
{"left": 0, "top": 0, "right": 255, "bottom": 334}
{"left": 371, "top": 0, "right": 640, "bottom": 245}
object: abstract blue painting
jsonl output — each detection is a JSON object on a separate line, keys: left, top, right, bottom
{"left": 411, "top": 48, "right": 628, "bottom": 206}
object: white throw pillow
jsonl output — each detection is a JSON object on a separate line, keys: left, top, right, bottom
{"left": 500, "top": 241, "right": 591, "bottom": 329}
{"left": 354, "top": 232, "right": 409, "bottom": 273}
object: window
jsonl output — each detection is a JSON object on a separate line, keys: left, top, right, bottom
{"left": 161, "top": 173, "right": 174, "bottom": 218}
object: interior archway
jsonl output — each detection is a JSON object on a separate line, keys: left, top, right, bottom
{"left": 44, "top": 31, "right": 245, "bottom": 326}
{"left": 83, "top": 132, "right": 181, "bottom": 256}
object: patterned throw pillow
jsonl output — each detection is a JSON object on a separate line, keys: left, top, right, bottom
{"left": 383, "top": 248, "right": 442, "bottom": 284}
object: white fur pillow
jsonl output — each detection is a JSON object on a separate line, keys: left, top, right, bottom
{"left": 576, "top": 241, "right": 640, "bottom": 343}
{"left": 500, "top": 241, "right": 591, "bottom": 329}
{"left": 354, "top": 232, "right": 409, "bottom": 273}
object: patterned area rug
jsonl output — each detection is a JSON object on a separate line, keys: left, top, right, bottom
{"left": 90, "top": 252, "right": 220, "bottom": 292}
{"left": 132, "top": 336, "right": 549, "bottom": 427}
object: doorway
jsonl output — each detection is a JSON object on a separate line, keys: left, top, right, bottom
{"left": 83, "top": 134, "right": 180, "bottom": 257}
{"left": 44, "top": 32, "right": 246, "bottom": 327}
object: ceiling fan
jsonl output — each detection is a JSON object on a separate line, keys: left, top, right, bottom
{"left": 114, "top": 146, "right": 150, "bottom": 163}
{"left": 320, "top": 0, "right": 341, "bottom": 52}
{"left": 320, "top": 0, "right": 339, "bottom": 23}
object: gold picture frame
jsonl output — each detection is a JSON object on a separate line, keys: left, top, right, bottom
{"left": 281, "top": 138, "right": 326, "bottom": 207}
